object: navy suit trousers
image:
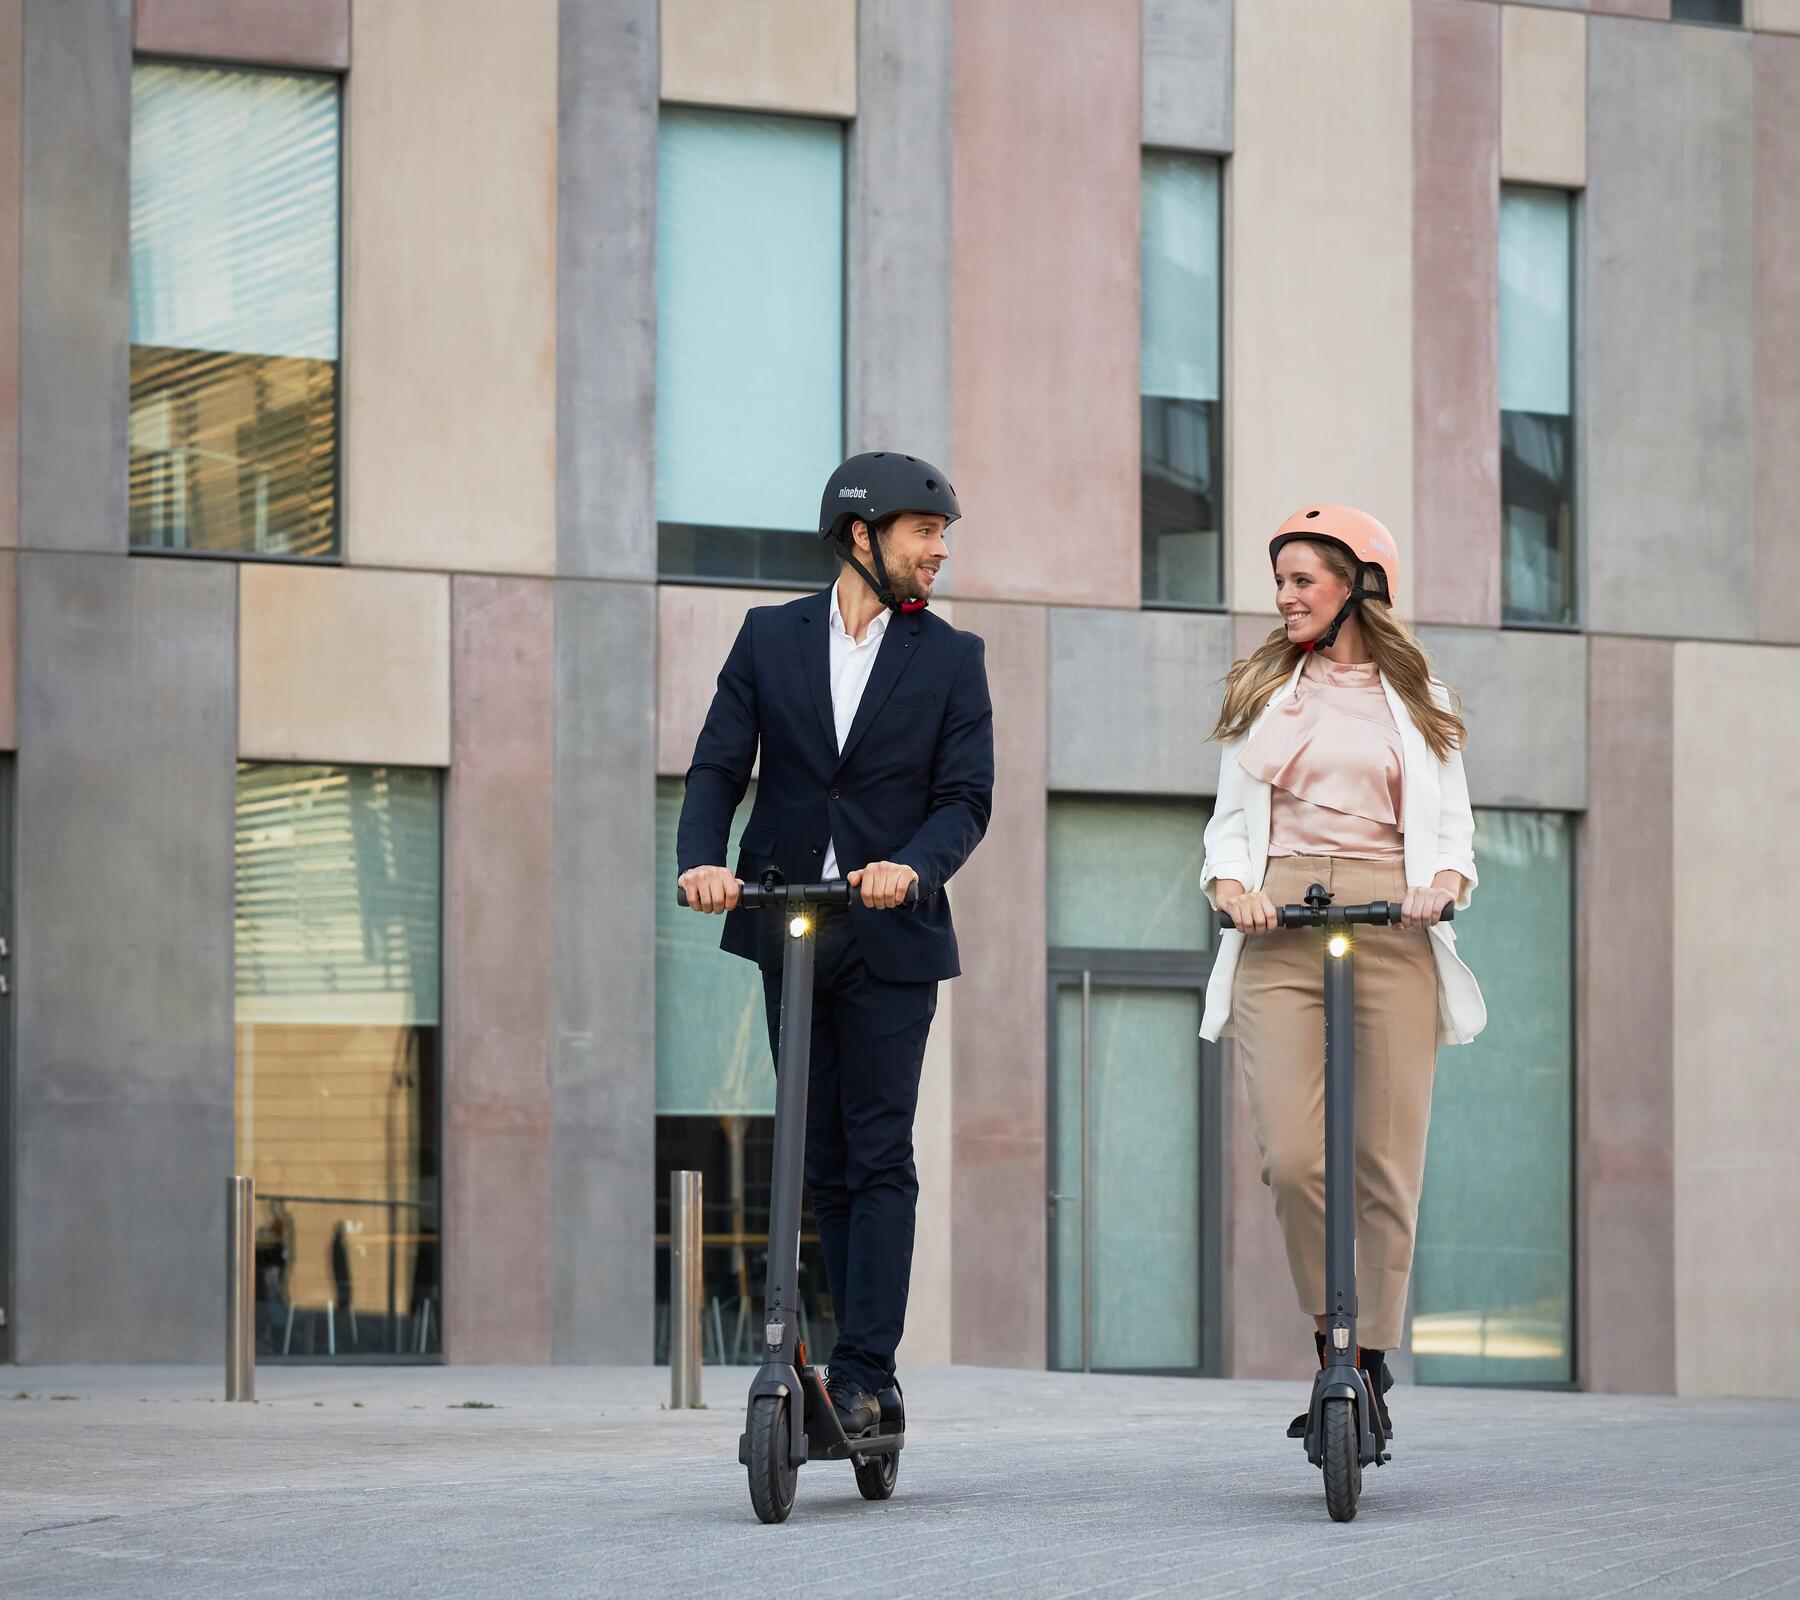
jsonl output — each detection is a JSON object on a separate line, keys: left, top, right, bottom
{"left": 761, "top": 912, "right": 937, "bottom": 1394}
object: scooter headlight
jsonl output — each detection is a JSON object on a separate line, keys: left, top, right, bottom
{"left": 789, "top": 915, "right": 810, "bottom": 939}
{"left": 1328, "top": 933, "right": 1350, "bottom": 959}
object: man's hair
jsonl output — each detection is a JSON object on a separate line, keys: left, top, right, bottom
{"left": 836, "top": 511, "right": 904, "bottom": 562}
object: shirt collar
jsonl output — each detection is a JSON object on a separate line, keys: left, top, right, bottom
{"left": 829, "top": 579, "right": 889, "bottom": 644}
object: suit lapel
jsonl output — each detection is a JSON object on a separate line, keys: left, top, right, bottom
{"left": 836, "top": 611, "right": 923, "bottom": 770}
{"left": 794, "top": 588, "right": 837, "bottom": 756}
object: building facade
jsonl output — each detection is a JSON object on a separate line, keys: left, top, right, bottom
{"left": 1, "top": 0, "right": 1796, "bottom": 1398}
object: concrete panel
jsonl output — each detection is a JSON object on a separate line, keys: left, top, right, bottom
{"left": 0, "top": 550, "right": 12, "bottom": 748}
{"left": 133, "top": 0, "right": 350, "bottom": 70}
{"left": 18, "top": 0, "right": 130, "bottom": 555}
{"left": 1414, "top": 0, "right": 1502, "bottom": 628}
{"left": 238, "top": 565, "right": 450, "bottom": 768}
{"left": 847, "top": 0, "right": 954, "bottom": 474}
{"left": 1579, "top": 636, "right": 1675, "bottom": 1395}
{"left": 1415, "top": 625, "right": 1587, "bottom": 810}
{"left": 557, "top": 0, "right": 658, "bottom": 581}
{"left": 1229, "top": 0, "right": 1413, "bottom": 611}
{"left": 444, "top": 578, "right": 555, "bottom": 1364}
{"left": 552, "top": 579, "right": 657, "bottom": 1361}
{"left": 1586, "top": 19, "right": 1754, "bottom": 640}
{"left": 1142, "top": 0, "right": 1233, "bottom": 154}
{"left": 948, "top": 601, "right": 1047, "bottom": 1368}
{"left": 659, "top": 0, "right": 855, "bottom": 116}
{"left": 1047, "top": 608, "right": 1235, "bottom": 794}
{"left": 1754, "top": 36, "right": 1800, "bottom": 642}
{"left": 0, "top": 0, "right": 18, "bottom": 551}
{"left": 656, "top": 583, "right": 809, "bottom": 775}
{"left": 1671, "top": 641, "right": 1800, "bottom": 1398}
{"left": 344, "top": 0, "right": 557, "bottom": 576}
{"left": 1751, "top": 0, "right": 1800, "bottom": 31}
{"left": 1502, "top": 5, "right": 1587, "bottom": 188}
{"left": 950, "top": 0, "right": 1140, "bottom": 607}
{"left": 1591, "top": 1, "right": 1669, "bottom": 18}
{"left": 13, "top": 553, "right": 235, "bottom": 1362}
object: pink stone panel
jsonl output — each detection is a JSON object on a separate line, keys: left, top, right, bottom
{"left": 444, "top": 576, "right": 557, "bottom": 1362}
{"left": 134, "top": 0, "right": 350, "bottom": 71}
{"left": 656, "top": 583, "right": 807, "bottom": 776}
{"left": 0, "top": 551, "right": 14, "bottom": 748}
{"left": 949, "top": 601, "right": 1048, "bottom": 1366}
{"left": 947, "top": 0, "right": 1139, "bottom": 607}
{"left": 0, "top": 0, "right": 18, "bottom": 550}
{"left": 1413, "top": 0, "right": 1501, "bottom": 628}
{"left": 1755, "top": 36, "right": 1800, "bottom": 642}
{"left": 1579, "top": 637, "right": 1676, "bottom": 1394}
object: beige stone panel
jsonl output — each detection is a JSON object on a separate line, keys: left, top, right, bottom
{"left": 656, "top": 583, "right": 810, "bottom": 776}
{"left": 0, "top": 550, "right": 14, "bottom": 748}
{"left": 898, "top": 978, "right": 953, "bottom": 1367}
{"left": 1751, "top": 0, "right": 1800, "bottom": 33}
{"left": 239, "top": 565, "right": 451, "bottom": 767}
{"left": 1502, "top": 5, "right": 1587, "bottom": 188}
{"left": 344, "top": 0, "right": 557, "bottom": 575}
{"left": 660, "top": 0, "right": 856, "bottom": 116}
{"left": 1228, "top": 0, "right": 1414, "bottom": 612}
{"left": 1671, "top": 641, "right": 1800, "bottom": 1398}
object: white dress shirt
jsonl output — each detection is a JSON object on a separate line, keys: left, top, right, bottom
{"left": 821, "top": 579, "right": 888, "bottom": 879}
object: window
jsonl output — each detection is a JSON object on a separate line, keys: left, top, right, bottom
{"left": 1046, "top": 798, "right": 1220, "bottom": 1374}
{"left": 1140, "top": 154, "right": 1224, "bottom": 609}
{"left": 130, "top": 64, "right": 341, "bottom": 558}
{"left": 652, "top": 779, "right": 836, "bottom": 1362}
{"left": 1411, "top": 809, "right": 1575, "bottom": 1386}
{"left": 235, "top": 765, "right": 442, "bottom": 1358}
{"left": 1670, "top": 0, "right": 1742, "bottom": 23}
{"left": 1500, "top": 187, "right": 1577, "bottom": 627}
{"left": 656, "top": 110, "right": 843, "bottom": 588}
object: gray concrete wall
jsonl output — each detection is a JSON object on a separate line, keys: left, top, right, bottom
{"left": 556, "top": 0, "right": 659, "bottom": 581}
{"left": 1142, "top": 0, "right": 1233, "bottom": 154}
{"left": 1585, "top": 18, "right": 1755, "bottom": 641}
{"left": 1416, "top": 625, "right": 1588, "bottom": 811}
{"left": 18, "top": 0, "right": 129, "bottom": 555}
{"left": 13, "top": 553, "right": 236, "bottom": 1362}
{"left": 847, "top": 0, "right": 955, "bottom": 471}
{"left": 552, "top": 579, "right": 657, "bottom": 1362}
{"left": 1047, "top": 608, "right": 1235, "bottom": 795}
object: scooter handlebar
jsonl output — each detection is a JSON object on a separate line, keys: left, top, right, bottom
{"left": 1213, "top": 900, "right": 1454, "bottom": 933}
{"left": 678, "top": 879, "right": 921, "bottom": 910}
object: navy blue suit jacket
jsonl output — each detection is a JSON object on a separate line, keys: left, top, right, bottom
{"left": 676, "top": 588, "right": 994, "bottom": 982}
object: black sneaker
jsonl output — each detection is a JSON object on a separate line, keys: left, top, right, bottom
{"left": 877, "top": 1379, "right": 905, "bottom": 1431}
{"left": 1359, "top": 1349, "right": 1395, "bottom": 1440}
{"left": 825, "top": 1374, "right": 879, "bottom": 1439}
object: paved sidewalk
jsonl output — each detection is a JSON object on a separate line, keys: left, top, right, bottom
{"left": 2, "top": 1365, "right": 1797, "bottom": 1599}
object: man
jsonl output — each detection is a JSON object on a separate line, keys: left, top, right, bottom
{"left": 676, "top": 451, "right": 994, "bottom": 1438}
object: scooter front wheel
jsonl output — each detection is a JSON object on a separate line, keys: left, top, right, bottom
{"left": 1321, "top": 1398, "right": 1362, "bottom": 1523}
{"left": 747, "top": 1395, "right": 798, "bottom": 1524}
{"left": 853, "top": 1450, "right": 898, "bottom": 1501}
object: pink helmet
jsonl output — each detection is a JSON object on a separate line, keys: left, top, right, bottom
{"left": 1269, "top": 504, "right": 1399, "bottom": 607}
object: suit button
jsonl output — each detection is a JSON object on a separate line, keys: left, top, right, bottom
{"left": 811, "top": 846, "right": 822, "bottom": 856}
{"left": 829, "top": 787, "right": 840, "bottom": 800}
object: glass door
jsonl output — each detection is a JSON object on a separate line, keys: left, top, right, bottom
{"left": 1047, "top": 965, "right": 1221, "bottom": 1375}
{"left": 0, "top": 756, "right": 12, "bottom": 1362}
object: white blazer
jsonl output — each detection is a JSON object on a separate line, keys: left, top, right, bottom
{"left": 1199, "top": 658, "right": 1488, "bottom": 1047}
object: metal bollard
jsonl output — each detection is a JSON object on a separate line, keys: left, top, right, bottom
{"left": 226, "top": 1175, "right": 255, "bottom": 1401}
{"left": 670, "top": 1170, "right": 703, "bottom": 1409}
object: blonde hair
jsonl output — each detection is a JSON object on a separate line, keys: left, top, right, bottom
{"left": 1209, "top": 541, "right": 1467, "bottom": 762}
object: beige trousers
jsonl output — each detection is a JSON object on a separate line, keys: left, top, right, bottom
{"left": 1231, "top": 855, "right": 1439, "bottom": 1351}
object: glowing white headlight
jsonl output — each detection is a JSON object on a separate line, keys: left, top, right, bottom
{"left": 789, "top": 915, "right": 810, "bottom": 938}
{"left": 1328, "top": 933, "right": 1350, "bottom": 959}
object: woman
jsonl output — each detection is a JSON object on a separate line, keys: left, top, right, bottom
{"left": 1199, "top": 504, "right": 1486, "bottom": 1444}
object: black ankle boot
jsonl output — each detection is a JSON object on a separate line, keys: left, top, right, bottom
{"left": 1358, "top": 1347, "right": 1395, "bottom": 1440}
{"left": 1286, "top": 1333, "right": 1329, "bottom": 1439}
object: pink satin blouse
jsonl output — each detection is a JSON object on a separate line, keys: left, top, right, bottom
{"left": 1237, "top": 656, "right": 1405, "bottom": 860}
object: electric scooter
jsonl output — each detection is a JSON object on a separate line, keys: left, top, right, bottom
{"left": 677, "top": 873, "right": 916, "bottom": 1524}
{"left": 1216, "top": 882, "right": 1454, "bottom": 1523}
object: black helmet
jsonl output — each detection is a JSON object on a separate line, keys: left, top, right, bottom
{"left": 818, "top": 451, "right": 961, "bottom": 612}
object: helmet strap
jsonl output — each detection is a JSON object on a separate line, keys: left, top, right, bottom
{"left": 842, "top": 523, "right": 927, "bottom": 614}
{"left": 1303, "top": 565, "right": 1383, "bottom": 653}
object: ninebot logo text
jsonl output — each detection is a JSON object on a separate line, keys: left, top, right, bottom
{"left": 838, "top": 487, "right": 868, "bottom": 499}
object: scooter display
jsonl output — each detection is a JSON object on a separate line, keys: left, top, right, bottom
{"left": 1216, "top": 882, "right": 1453, "bottom": 1523}
{"left": 677, "top": 873, "right": 916, "bottom": 1525}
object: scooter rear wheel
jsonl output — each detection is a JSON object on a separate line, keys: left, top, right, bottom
{"left": 1321, "top": 1397, "right": 1362, "bottom": 1523}
{"left": 747, "top": 1395, "right": 798, "bottom": 1524}
{"left": 853, "top": 1450, "right": 898, "bottom": 1501}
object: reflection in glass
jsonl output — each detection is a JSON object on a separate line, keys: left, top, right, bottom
{"left": 1501, "top": 410, "right": 1575, "bottom": 628}
{"left": 236, "top": 765, "right": 442, "bottom": 1358}
{"left": 1412, "top": 809, "right": 1574, "bottom": 1385}
{"left": 1670, "top": 0, "right": 1741, "bottom": 22}
{"left": 130, "top": 64, "right": 340, "bottom": 557}
{"left": 1050, "top": 986, "right": 1203, "bottom": 1372}
{"left": 1047, "top": 796, "right": 1211, "bottom": 953}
